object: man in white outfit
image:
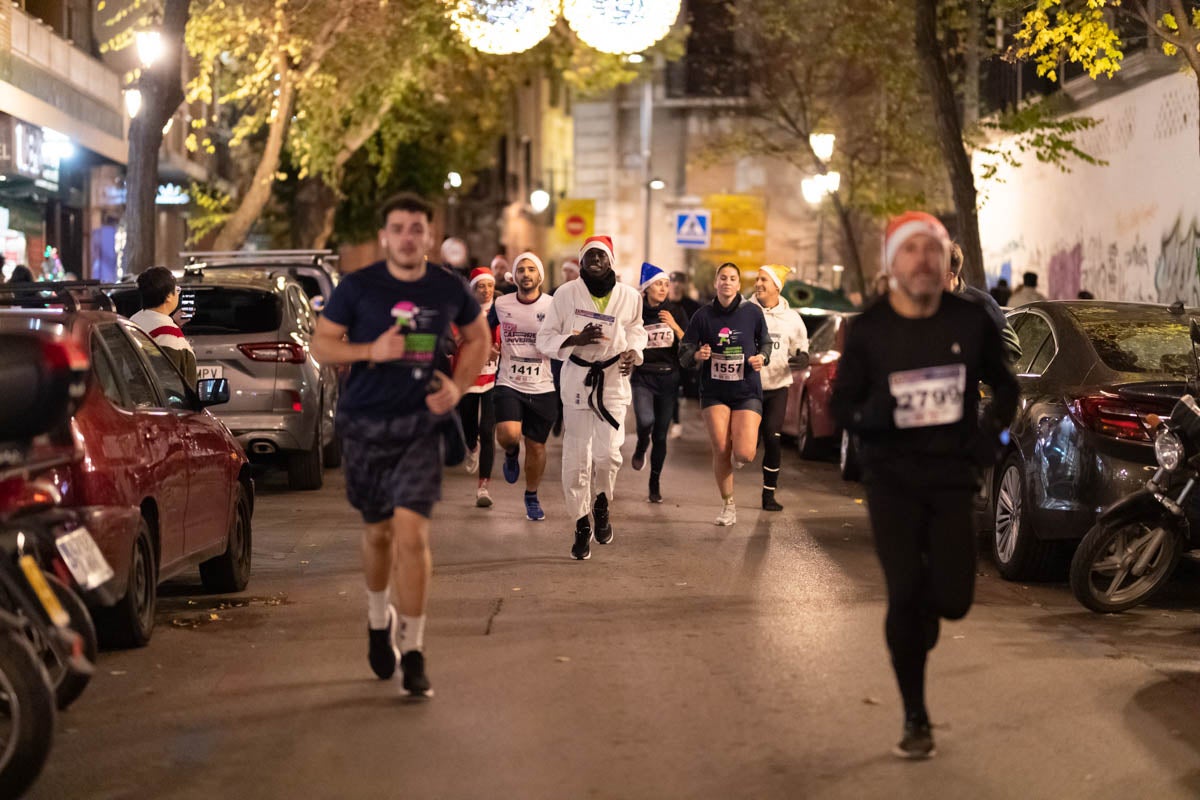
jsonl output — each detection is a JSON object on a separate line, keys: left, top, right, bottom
{"left": 537, "top": 235, "right": 647, "bottom": 560}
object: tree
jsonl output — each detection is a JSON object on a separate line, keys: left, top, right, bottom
{"left": 1013, "top": 0, "right": 1200, "bottom": 152}
{"left": 107, "top": 0, "right": 190, "bottom": 275}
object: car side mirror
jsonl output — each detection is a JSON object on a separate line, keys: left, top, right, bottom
{"left": 788, "top": 352, "right": 811, "bottom": 370}
{"left": 197, "top": 378, "right": 230, "bottom": 407}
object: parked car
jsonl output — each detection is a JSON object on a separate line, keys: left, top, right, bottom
{"left": 181, "top": 250, "right": 340, "bottom": 312}
{"left": 982, "top": 300, "right": 1198, "bottom": 581}
{"left": 111, "top": 268, "right": 340, "bottom": 490}
{"left": 0, "top": 286, "right": 253, "bottom": 648}
{"left": 783, "top": 311, "right": 861, "bottom": 479}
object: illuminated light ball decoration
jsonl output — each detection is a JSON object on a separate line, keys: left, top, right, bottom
{"left": 449, "top": 0, "right": 560, "bottom": 55}
{"left": 562, "top": 0, "right": 682, "bottom": 55}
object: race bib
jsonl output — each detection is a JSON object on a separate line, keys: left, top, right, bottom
{"left": 506, "top": 356, "right": 544, "bottom": 386}
{"left": 710, "top": 352, "right": 745, "bottom": 382}
{"left": 480, "top": 357, "right": 499, "bottom": 377}
{"left": 768, "top": 332, "right": 781, "bottom": 352}
{"left": 572, "top": 309, "right": 615, "bottom": 342}
{"left": 645, "top": 323, "right": 674, "bottom": 349}
{"left": 889, "top": 363, "right": 966, "bottom": 429}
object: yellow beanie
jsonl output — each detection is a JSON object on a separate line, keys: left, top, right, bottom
{"left": 759, "top": 264, "right": 792, "bottom": 290}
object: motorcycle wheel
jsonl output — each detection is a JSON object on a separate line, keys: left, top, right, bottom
{"left": 37, "top": 575, "right": 97, "bottom": 710}
{"left": 1069, "top": 512, "right": 1184, "bottom": 613}
{"left": 0, "top": 632, "right": 55, "bottom": 799}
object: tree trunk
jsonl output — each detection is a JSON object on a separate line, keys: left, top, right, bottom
{"left": 914, "top": 0, "right": 987, "bottom": 289}
{"left": 211, "top": 62, "right": 297, "bottom": 251}
{"left": 120, "top": 0, "right": 189, "bottom": 275}
{"left": 294, "top": 177, "right": 338, "bottom": 249}
{"left": 828, "top": 193, "right": 865, "bottom": 295}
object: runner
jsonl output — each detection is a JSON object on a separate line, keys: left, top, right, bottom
{"left": 680, "top": 262, "right": 770, "bottom": 526}
{"left": 630, "top": 262, "right": 686, "bottom": 504}
{"left": 831, "top": 211, "right": 1018, "bottom": 759}
{"left": 312, "top": 193, "right": 490, "bottom": 698}
{"left": 536, "top": 235, "right": 647, "bottom": 560}
{"left": 458, "top": 268, "right": 501, "bottom": 507}
{"left": 490, "top": 252, "right": 557, "bottom": 521}
{"left": 749, "top": 264, "right": 809, "bottom": 511}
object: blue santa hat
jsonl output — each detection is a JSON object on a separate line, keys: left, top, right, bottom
{"left": 639, "top": 262, "right": 669, "bottom": 291}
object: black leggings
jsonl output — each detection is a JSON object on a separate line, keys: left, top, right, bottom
{"left": 633, "top": 372, "right": 678, "bottom": 476}
{"left": 458, "top": 390, "right": 495, "bottom": 480}
{"left": 761, "top": 388, "right": 788, "bottom": 489}
{"left": 863, "top": 483, "right": 976, "bottom": 721}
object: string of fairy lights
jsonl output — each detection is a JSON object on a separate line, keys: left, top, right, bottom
{"left": 448, "top": 0, "right": 682, "bottom": 55}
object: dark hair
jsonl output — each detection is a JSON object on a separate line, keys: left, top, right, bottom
{"left": 949, "top": 243, "right": 964, "bottom": 277}
{"left": 1077, "top": 290, "right": 1094, "bottom": 300}
{"left": 379, "top": 192, "right": 433, "bottom": 228}
{"left": 670, "top": 271, "right": 688, "bottom": 283}
{"left": 715, "top": 262, "right": 740, "bottom": 278}
{"left": 7, "top": 265, "right": 33, "bottom": 283}
{"left": 137, "top": 266, "right": 177, "bottom": 309}
{"left": 1022, "top": 271, "right": 1038, "bottom": 287}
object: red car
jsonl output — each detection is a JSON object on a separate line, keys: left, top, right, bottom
{"left": 783, "top": 311, "right": 860, "bottom": 479}
{"left": 0, "top": 301, "right": 253, "bottom": 647}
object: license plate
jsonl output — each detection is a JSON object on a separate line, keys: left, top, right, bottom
{"left": 56, "top": 527, "right": 115, "bottom": 591}
{"left": 198, "top": 365, "right": 224, "bottom": 380}
{"left": 19, "top": 555, "right": 69, "bottom": 627}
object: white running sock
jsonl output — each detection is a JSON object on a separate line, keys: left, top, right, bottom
{"left": 367, "top": 589, "right": 390, "bottom": 629}
{"left": 399, "top": 614, "right": 426, "bottom": 653}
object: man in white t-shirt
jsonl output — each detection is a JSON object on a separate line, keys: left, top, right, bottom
{"left": 490, "top": 252, "right": 558, "bottom": 521}
{"left": 129, "top": 266, "right": 197, "bottom": 386}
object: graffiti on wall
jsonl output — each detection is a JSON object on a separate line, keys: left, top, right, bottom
{"left": 1047, "top": 244, "right": 1082, "bottom": 300}
{"left": 1157, "top": 218, "right": 1200, "bottom": 307}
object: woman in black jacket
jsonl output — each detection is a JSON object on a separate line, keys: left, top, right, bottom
{"left": 680, "top": 262, "right": 769, "bottom": 526}
{"left": 631, "top": 262, "right": 687, "bottom": 503}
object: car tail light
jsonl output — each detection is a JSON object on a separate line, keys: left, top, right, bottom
{"left": 1068, "top": 393, "right": 1163, "bottom": 442}
{"left": 0, "top": 477, "right": 60, "bottom": 515}
{"left": 40, "top": 339, "right": 89, "bottom": 372}
{"left": 237, "top": 342, "right": 306, "bottom": 363}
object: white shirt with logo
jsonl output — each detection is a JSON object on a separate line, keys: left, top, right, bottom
{"left": 494, "top": 293, "right": 556, "bottom": 394}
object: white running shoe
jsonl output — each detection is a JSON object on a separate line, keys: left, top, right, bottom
{"left": 476, "top": 486, "right": 493, "bottom": 508}
{"left": 669, "top": 423, "right": 683, "bottom": 440}
{"left": 464, "top": 446, "right": 479, "bottom": 475}
{"left": 715, "top": 502, "right": 737, "bottom": 526}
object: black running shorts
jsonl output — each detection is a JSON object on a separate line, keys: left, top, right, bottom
{"left": 338, "top": 412, "right": 442, "bottom": 521}
{"left": 493, "top": 386, "right": 558, "bottom": 444}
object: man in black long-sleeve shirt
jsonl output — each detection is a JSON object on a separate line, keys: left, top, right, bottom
{"left": 831, "top": 211, "right": 1018, "bottom": 760}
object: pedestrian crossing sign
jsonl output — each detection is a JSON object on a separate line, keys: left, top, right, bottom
{"left": 675, "top": 210, "right": 711, "bottom": 249}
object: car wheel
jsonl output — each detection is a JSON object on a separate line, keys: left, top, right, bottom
{"left": 991, "top": 453, "right": 1061, "bottom": 581}
{"left": 96, "top": 517, "right": 156, "bottom": 649}
{"left": 797, "top": 397, "right": 824, "bottom": 460}
{"left": 839, "top": 429, "right": 861, "bottom": 482}
{"left": 200, "top": 484, "right": 253, "bottom": 594}
{"left": 35, "top": 575, "right": 97, "bottom": 710}
{"left": 287, "top": 423, "right": 324, "bottom": 491}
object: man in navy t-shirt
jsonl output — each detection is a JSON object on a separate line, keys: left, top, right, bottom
{"left": 314, "top": 193, "right": 490, "bottom": 698}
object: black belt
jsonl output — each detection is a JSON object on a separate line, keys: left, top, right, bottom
{"left": 570, "top": 354, "right": 622, "bottom": 429}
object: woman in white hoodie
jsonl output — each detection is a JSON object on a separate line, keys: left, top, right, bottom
{"left": 750, "top": 265, "right": 809, "bottom": 511}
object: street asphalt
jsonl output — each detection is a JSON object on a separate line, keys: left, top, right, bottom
{"left": 29, "top": 402, "right": 1200, "bottom": 800}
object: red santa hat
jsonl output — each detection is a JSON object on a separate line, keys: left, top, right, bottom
{"left": 512, "top": 251, "right": 545, "bottom": 282}
{"left": 580, "top": 235, "right": 615, "bottom": 264}
{"left": 469, "top": 267, "right": 495, "bottom": 288}
{"left": 882, "top": 211, "right": 950, "bottom": 272}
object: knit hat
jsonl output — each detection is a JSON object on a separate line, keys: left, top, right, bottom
{"left": 469, "top": 267, "right": 495, "bottom": 288}
{"left": 882, "top": 211, "right": 950, "bottom": 272}
{"left": 639, "top": 262, "right": 669, "bottom": 291}
{"left": 512, "top": 251, "right": 545, "bottom": 283}
{"left": 758, "top": 264, "right": 792, "bottom": 290}
{"left": 561, "top": 258, "right": 580, "bottom": 276}
{"left": 580, "top": 235, "right": 615, "bottom": 264}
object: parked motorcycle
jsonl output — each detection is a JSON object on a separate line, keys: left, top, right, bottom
{"left": 1070, "top": 319, "right": 1200, "bottom": 613}
{"left": 0, "top": 327, "right": 107, "bottom": 795}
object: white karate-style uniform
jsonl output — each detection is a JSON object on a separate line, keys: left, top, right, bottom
{"left": 537, "top": 279, "right": 647, "bottom": 520}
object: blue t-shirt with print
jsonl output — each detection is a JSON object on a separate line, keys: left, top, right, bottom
{"left": 322, "top": 261, "right": 481, "bottom": 418}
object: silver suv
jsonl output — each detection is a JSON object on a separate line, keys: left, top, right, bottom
{"left": 182, "top": 250, "right": 340, "bottom": 313}
{"left": 111, "top": 268, "right": 339, "bottom": 490}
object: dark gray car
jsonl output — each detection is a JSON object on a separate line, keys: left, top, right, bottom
{"left": 112, "top": 269, "right": 339, "bottom": 490}
{"left": 982, "top": 301, "right": 1198, "bottom": 581}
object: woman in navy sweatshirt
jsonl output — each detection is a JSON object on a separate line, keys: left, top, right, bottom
{"left": 680, "top": 262, "right": 770, "bottom": 526}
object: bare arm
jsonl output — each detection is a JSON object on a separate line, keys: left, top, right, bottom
{"left": 312, "top": 316, "right": 372, "bottom": 365}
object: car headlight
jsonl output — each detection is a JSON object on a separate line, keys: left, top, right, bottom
{"left": 1154, "top": 429, "right": 1185, "bottom": 471}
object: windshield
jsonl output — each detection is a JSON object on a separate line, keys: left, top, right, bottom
{"left": 1069, "top": 306, "right": 1197, "bottom": 376}
{"left": 110, "top": 287, "right": 282, "bottom": 335}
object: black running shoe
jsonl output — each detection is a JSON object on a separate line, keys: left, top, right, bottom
{"left": 762, "top": 489, "right": 784, "bottom": 512}
{"left": 367, "top": 607, "right": 398, "bottom": 680}
{"left": 893, "top": 718, "right": 935, "bottom": 760}
{"left": 571, "top": 518, "right": 592, "bottom": 560}
{"left": 593, "top": 493, "right": 613, "bottom": 545}
{"left": 631, "top": 447, "right": 646, "bottom": 471}
{"left": 400, "top": 650, "right": 433, "bottom": 697}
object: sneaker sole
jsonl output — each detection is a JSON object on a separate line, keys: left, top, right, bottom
{"left": 401, "top": 687, "right": 435, "bottom": 699}
{"left": 571, "top": 551, "right": 591, "bottom": 560}
{"left": 526, "top": 513, "right": 545, "bottom": 521}
{"left": 891, "top": 745, "right": 936, "bottom": 760}
{"left": 477, "top": 498, "right": 493, "bottom": 508}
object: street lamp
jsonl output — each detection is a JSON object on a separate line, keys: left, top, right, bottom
{"left": 809, "top": 132, "right": 836, "bottom": 163}
{"left": 802, "top": 169, "right": 840, "bottom": 283}
{"left": 124, "top": 88, "right": 143, "bottom": 119}
{"left": 530, "top": 188, "right": 551, "bottom": 214}
{"left": 447, "top": 171, "right": 463, "bottom": 189}
{"left": 135, "top": 30, "right": 164, "bottom": 69}
{"left": 648, "top": 178, "right": 665, "bottom": 191}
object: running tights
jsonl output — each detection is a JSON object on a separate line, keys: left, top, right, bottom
{"left": 761, "top": 388, "right": 789, "bottom": 491}
{"left": 458, "top": 390, "right": 495, "bottom": 480}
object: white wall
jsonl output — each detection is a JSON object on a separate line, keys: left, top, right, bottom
{"left": 975, "top": 71, "right": 1200, "bottom": 306}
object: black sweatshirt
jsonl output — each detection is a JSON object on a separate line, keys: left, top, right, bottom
{"left": 830, "top": 292, "right": 1018, "bottom": 489}
{"left": 680, "top": 293, "right": 770, "bottom": 404}
{"left": 636, "top": 298, "right": 686, "bottom": 375}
